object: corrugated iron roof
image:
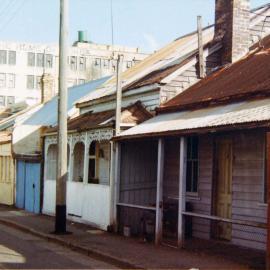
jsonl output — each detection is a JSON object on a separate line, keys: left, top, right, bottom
{"left": 46, "top": 101, "right": 152, "bottom": 133}
{"left": 158, "top": 36, "right": 270, "bottom": 113}
{"left": 116, "top": 98, "right": 270, "bottom": 140}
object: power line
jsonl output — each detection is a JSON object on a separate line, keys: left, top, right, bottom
{"left": 0, "top": 0, "right": 16, "bottom": 18}
{"left": 0, "top": 0, "right": 26, "bottom": 33}
{"left": 110, "top": 0, "right": 114, "bottom": 48}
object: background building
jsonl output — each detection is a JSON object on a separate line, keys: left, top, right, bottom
{"left": 0, "top": 31, "right": 148, "bottom": 108}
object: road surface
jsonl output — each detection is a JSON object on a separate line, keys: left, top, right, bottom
{"left": 0, "top": 223, "right": 119, "bottom": 269}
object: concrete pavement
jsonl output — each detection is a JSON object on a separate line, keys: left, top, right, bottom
{"left": 0, "top": 205, "right": 265, "bottom": 270}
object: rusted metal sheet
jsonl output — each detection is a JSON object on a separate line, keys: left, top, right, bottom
{"left": 46, "top": 102, "right": 152, "bottom": 133}
{"left": 159, "top": 36, "right": 270, "bottom": 113}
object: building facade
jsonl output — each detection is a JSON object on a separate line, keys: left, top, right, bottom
{"left": 0, "top": 33, "right": 147, "bottom": 108}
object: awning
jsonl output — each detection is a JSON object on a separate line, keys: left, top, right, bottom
{"left": 115, "top": 98, "right": 270, "bottom": 140}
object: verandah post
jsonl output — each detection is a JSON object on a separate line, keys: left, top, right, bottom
{"left": 113, "top": 141, "right": 121, "bottom": 231}
{"left": 266, "top": 132, "right": 270, "bottom": 270}
{"left": 178, "top": 137, "right": 187, "bottom": 248}
{"left": 155, "top": 138, "right": 164, "bottom": 245}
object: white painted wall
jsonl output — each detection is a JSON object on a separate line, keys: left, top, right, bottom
{"left": 42, "top": 180, "right": 110, "bottom": 230}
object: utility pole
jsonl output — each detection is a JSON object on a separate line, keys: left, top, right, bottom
{"left": 55, "top": 0, "right": 69, "bottom": 234}
{"left": 115, "top": 54, "right": 124, "bottom": 136}
{"left": 197, "top": 15, "right": 205, "bottom": 78}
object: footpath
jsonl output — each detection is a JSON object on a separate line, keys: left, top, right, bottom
{"left": 0, "top": 205, "right": 264, "bottom": 270}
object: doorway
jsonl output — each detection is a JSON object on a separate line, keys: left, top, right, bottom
{"left": 213, "top": 138, "right": 232, "bottom": 241}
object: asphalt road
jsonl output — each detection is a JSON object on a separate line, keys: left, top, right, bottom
{"left": 0, "top": 223, "right": 119, "bottom": 269}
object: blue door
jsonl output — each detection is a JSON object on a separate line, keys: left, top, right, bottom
{"left": 24, "top": 163, "right": 41, "bottom": 214}
{"left": 16, "top": 161, "right": 26, "bottom": 209}
{"left": 16, "top": 160, "right": 41, "bottom": 213}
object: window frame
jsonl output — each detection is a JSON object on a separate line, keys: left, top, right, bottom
{"left": 8, "top": 51, "right": 16, "bottom": 65}
{"left": 0, "top": 50, "right": 7, "bottom": 65}
{"left": 7, "top": 74, "right": 15, "bottom": 88}
{"left": 88, "top": 141, "right": 99, "bottom": 184}
{"left": 27, "top": 75, "right": 35, "bottom": 89}
{"left": 186, "top": 136, "right": 199, "bottom": 194}
{"left": 0, "top": 95, "right": 5, "bottom": 106}
{"left": 27, "top": 52, "right": 35, "bottom": 67}
{"left": 7, "top": 96, "right": 15, "bottom": 106}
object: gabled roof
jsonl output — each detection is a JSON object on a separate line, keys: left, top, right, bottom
{"left": 22, "top": 76, "right": 111, "bottom": 127}
{"left": 76, "top": 26, "right": 215, "bottom": 107}
{"left": 45, "top": 101, "right": 152, "bottom": 134}
{"left": 158, "top": 36, "right": 270, "bottom": 113}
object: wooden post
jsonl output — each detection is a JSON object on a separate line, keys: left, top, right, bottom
{"left": 197, "top": 16, "right": 204, "bottom": 78}
{"left": 83, "top": 135, "right": 89, "bottom": 184}
{"left": 266, "top": 132, "right": 270, "bottom": 270}
{"left": 109, "top": 141, "right": 115, "bottom": 225}
{"left": 115, "top": 55, "right": 124, "bottom": 136}
{"left": 155, "top": 138, "right": 164, "bottom": 245}
{"left": 178, "top": 137, "right": 187, "bottom": 248}
{"left": 113, "top": 142, "right": 121, "bottom": 231}
{"left": 68, "top": 141, "right": 73, "bottom": 181}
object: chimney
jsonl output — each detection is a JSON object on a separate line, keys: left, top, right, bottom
{"left": 214, "top": 0, "right": 250, "bottom": 64}
{"left": 41, "top": 74, "right": 55, "bottom": 103}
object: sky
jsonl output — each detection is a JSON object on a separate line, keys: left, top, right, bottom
{"left": 0, "top": 0, "right": 269, "bottom": 53}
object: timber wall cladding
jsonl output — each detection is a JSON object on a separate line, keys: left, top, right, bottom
{"left": 231, "top": 131, "right": 266, "bottom": 250}
{"left": 189, "top": 135, "right": 214, "bottom": 240}
{"left": 119, "top": 140, "right": 158, "bottom": 206}
{"left": 189, "top": 132, "right": 267, "bottom": 250}
{"left": 163, "top": 138, "right": 180, "bottom": 200}
{"left": 118, "top": 140, "right": 158, "bottom": 234}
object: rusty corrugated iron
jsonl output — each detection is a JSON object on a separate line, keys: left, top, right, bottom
{"left": 158, "top": 36, "right": 270, "bottom": 113}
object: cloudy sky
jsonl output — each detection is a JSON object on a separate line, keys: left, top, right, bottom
{"left": 0, "top": 0, "right": 269, "bottom": 52}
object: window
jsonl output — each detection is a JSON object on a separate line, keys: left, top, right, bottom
{"left": 70, "top": 56, "right": 77, "bottom": 70}
{"left": 7, "top": 96, "right": 15, "bottom": 106}
{"left": 103, "top": 59, "right": 110, "bottom": 69}
{"left": 8, "top": 51, "right": 16, "bottom": 65}
{"left": 68, "top": 78, "right": 77, "bottom": 87}
{"left": 88, "top": 141, "right": 99, "bottom": 184}
{"left": 0, "top": 50, "right": 7, "bottom": 64}
{"left": 186, "top": 137, "right": 199, "bottom": 193}
{"left": 45, "top": 54, "right": 53, "bottom": 68}
{"left": 7, "top": 74, "right": 15, "bottom": 88}
{"left": 126, "top": 61, "right": 132, "bottom": 69}
{"left": 79, "top": 57, "right": 86, "bottom": 71}
{"left": 0, "top": 96, "right": 5, "bottom": 106}
{"left": 94, "top": 58, "right": 101, "bottom": 67}
{"left": 46, "top": 144, "right": 57, "bottom": 180}
{"left": 28, "top": 52, "right": 35, "bottom": 66}
{"left": 36, "top": 76, "right": 42, "bottom": 89}
{"left": 37, "top": 53, "right": 44, "bottom": 67}
{"left": 27, "top": 75, "right": 35, "bottom": 89}
{"left": 0, "top": 73, "right": 6, "bottom": 88}
{"left": 78, "top": 79, "right": 85, "bottom": 85}
{"left": 73, "top": 142, "right": 85, "bottom": 182}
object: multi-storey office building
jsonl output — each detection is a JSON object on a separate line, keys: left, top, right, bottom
{"left": 0, "top": 33, "right": 147, "bottom": 108}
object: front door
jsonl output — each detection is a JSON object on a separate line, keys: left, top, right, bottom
{"left": 214, "top": 138, "right": 232, "bottom": 241}
{"left": 24, "top": 162, "right": 41, "bottom": 214}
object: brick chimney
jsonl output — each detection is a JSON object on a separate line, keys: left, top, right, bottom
{"left": 214, "top": 0, "right": 250, "bottom": 64}
{"left": 41, "top": 74, "right": 55, "bottom": 103}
